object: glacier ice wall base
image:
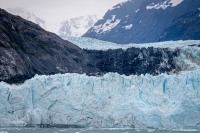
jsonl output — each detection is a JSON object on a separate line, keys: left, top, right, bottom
{"left": 0, "top": 70, "right": 200, "bottom": 129}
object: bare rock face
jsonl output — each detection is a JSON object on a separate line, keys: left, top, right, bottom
{"left": 0, "top": 9, "right": 186, "bottom": 84}
{"left": 0, "top": 9, "right": 92, "bottom": 83}
{"left": 158, "top": 10, "right": 200, "bottom": 41}
{"left": 85, "top": 47, "right": 180, "bottom": 76}
{"left": 83, "top": 0, "right": 200, "bottom": 44}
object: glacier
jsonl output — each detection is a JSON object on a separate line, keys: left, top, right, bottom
{"left": 63, "top": 36, "right": 200, "bottom": 50}
{"left": 0, "top": 38, "right": 200, "bottom": 129}
{"left": 0, "top": 70, "right": 200, "bottom": 129}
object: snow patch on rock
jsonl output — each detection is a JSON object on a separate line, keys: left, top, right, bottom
{"left": 146, "top": 1, "right": 170, "bottom": 10}
{"left": 135, "top": 9, "right": 140, "bottom": 13}
{"left": 93, "top": 15, "right": 121, "bottom": 34}
{"left": 169, "top": 0, "right": 184, "bottom": 7}
{"left": 110, "top": 0, "right": 132, "bottom": 10}
{"left": 123, "top": 24, "right": 133, "bottom": 30}
{"left": 146, "top": 0, "right": 183, "bottom": 10}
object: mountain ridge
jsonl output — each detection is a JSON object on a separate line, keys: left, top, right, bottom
{"left": 59, "top": 15, "right": 98, "bottom": 37}
{"left": 0, "top": 8, "right": 92, "bottom": 83}
{"left": 83, "top": 0, "right": 200, "bottom": 44}
{"left": 6, "top": 7, "right": 46, "bottom": 29}
{"left": 0, "top": 8, "right": 199, "bottom": 84}
{"left": 6, "top": 7, "right": 98, "bottom": 37}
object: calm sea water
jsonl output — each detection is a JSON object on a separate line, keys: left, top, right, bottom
{"left": 0, "top": 128, "right": 199, "bottom": 133}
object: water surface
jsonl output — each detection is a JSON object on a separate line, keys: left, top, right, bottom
{"left": 0, "top": 128, "right": 199, "bottom": 133}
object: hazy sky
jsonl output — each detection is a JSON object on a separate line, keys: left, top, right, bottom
{"left": 0, "top": 0, "right": 125, "bottom": 22}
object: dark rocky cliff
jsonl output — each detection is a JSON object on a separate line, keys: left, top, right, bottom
{"left": 0, "top": 9, "right": 92, "bottom": 83}
{"left": 0, "top": 9, "right": 185, "bottom": 83}
{"left": 86, "top": 47, "right": 180, "bottom": 76}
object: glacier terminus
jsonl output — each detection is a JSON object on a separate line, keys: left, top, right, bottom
{"left": 0, "top": 40, "right": 200, "bottom": 130}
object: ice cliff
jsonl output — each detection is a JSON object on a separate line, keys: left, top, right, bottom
{"left": 0, "top": 69, "right": 200, "bottom": 129}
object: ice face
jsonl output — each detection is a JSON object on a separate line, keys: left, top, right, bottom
{"left": 0, "top": 70, "right": 200, "bottom": 129}
{"left": 63, "top": 36, "right": 200, "bottom": 50}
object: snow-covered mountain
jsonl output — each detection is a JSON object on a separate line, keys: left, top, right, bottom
{"left": 6, "top": 7, "right": 46, "bottom": 29}
{"left": 59, "top": 15, "right": 98, "bottom": 37}
{"left": 6, "top": 8, "right": 98, "bottom": 37}
{"left": 83, "top": 0, "right": 200, "bottom": 44}
{"left": 45, "top": 21, "right": 61, "bottom": 35}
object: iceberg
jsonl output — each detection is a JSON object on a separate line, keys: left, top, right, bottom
{"left": 0, "top": 70, "right": 200, "bottom": 129}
